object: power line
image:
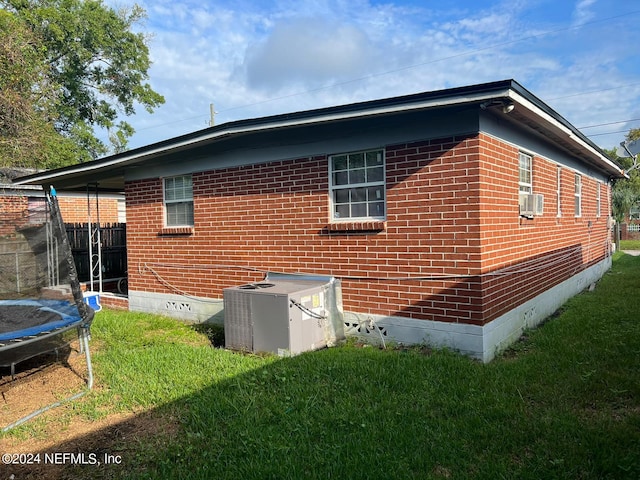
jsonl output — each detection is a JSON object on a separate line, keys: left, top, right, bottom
{"left": 216, "top": 10, "right": 640, "bottom": 116}
{"left": 133, "top": 9, "right": 640, "bottom": 134}
{"left": 547, "top": 83, "right": 640, "bottom": 102}
{"left": 587, "top": 129, "right": 635, "bottom": 138}
{"left": 136, "top": 105, "right": 640, "bottom": 135}
{"left": 579, "top": 118, "right": 640, "bottom": 130}
{"left": 134, "top": 113, "right": 208, "bottom": 132}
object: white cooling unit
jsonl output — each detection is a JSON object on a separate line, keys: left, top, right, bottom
{"left": 223, "top": 279, "right": 331, "bottom": 356}
{"left": 519, "top": 193, "right": 544, "bottom": 218}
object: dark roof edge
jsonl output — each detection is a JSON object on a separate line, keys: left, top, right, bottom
{"left": 13, "top": 80, "right": 521, "bottom": 185}
{"left": 13, "top": 79, "right": 623, "bottom": 184}
{"left": 505, "top": 81, "right": 618, "bottom": 161}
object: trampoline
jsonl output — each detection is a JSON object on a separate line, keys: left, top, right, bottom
{"left": 0, "top": 187, "right": 94, "bottom": 431}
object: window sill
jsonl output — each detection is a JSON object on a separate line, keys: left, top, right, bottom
{"left": 325, "top": 220, "right": 386, "bottom": 233}
{"left": 158, "top": 227, "right": 194, "bottom": 236}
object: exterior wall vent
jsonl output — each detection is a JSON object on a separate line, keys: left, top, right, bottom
{"left": 165, "top": 301, "right": 192, "bottom": 312}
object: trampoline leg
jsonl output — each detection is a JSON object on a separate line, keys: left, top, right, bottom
{"left": 78, "top": 325, "right": 84, "bottom": 354}
{"left": 80, "top": 326, "right": 94, "bottom": 390}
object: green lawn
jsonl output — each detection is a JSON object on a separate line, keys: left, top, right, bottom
{"left": 620, "top": 239, "right": 640, "bottom": 250}
{"left": 4, "top": 253, "right": 640, "bottom": 479}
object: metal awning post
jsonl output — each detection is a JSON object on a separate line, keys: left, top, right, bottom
{"left": 87, "top": 183, "right": 103, "bottom": 293}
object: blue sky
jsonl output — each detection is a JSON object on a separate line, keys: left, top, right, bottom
{"left": 108, "top": 0, "right": 640, "bottom": 152}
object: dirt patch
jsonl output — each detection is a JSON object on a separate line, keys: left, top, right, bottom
{"left": 1, "top": 343, "right": 87, "bottom": 429}
{"left": 1, "top": 409, "right": 181, "bottom": 479}
{"left": 1, "top": 343, "right": 181, "bottom": 479}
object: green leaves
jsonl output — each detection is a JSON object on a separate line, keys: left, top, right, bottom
{"left": 0, "top": 0, "right": 165, "bottom": 167}
{"left": 0, "top": 9, "right": 77, "bottom": 168}
{"left": 607, "top": 128, "right": 640, "bottom": 222}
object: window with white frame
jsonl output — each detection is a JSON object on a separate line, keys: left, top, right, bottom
{"left": 556, "top": 166, "right": 562, "bottom": 217}
{"left": 574, "top": 174, "right": 582, "bottom": 217}
{"left": 518, "top": 152, "right": 533, "bottom": 194}
{"left": 164, "top": 175, "right": 194, "bottom": 226}
{"left": 330, "top": 149, "right": 385, "bottom": 220}
{"left": 596, "top": 182, "right": 601, "bottom": 217}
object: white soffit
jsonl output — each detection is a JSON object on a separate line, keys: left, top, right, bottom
{"left": 506, "top": 90, "right": 623, "bottom": 176}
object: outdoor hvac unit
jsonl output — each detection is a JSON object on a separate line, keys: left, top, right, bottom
{"left": 224, "top": 279, "right": 335, "bottom": 356}
{"left": 519, "top": 193, "right": 544, "bottom": 218}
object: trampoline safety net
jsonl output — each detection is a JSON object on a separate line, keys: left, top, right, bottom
{"left": 0, "top": 187, "right": 94, "bottom": 431}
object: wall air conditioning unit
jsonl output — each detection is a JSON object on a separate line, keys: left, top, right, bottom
{"left": 519, "top": 193, "right": 544, "bottom": 218}
{"left": 223, "top": 277, "right": 344, "bottom": 356}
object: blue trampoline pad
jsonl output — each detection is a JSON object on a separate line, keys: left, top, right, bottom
{"left": 0, "top": 300, "right": 83, "bottom": 342}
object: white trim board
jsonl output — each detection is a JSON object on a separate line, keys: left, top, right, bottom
{"left": 128, "top": 290, "right": 224, "bottom": 324}
{"left": 344, "top": 256, "right": 612, "bottom": 362}
{"left": 128, "top": 256, "right": 611, "bottom": 362}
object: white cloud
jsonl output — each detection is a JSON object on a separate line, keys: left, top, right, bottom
{"left": 96, "top": 0, "right": 640, "bottom": 151}
{"left": 454, "top": 12, "right": 514, "bottom": 38}
{"left": 572, "top": 0, "right": 597, "bottom": 25}
{"left": 241, "top": 17, "right": 377, "bottom": 92}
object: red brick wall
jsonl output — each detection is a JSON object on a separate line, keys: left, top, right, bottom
{"left": 0, "top": 195, "right": 29, "bottom": 235}
{"left": 125, "top": 133, "right": 610, "bottom": 326}
{"left": 620, "top": 223, "right": 640, "bottom": 240}
{"left": 0, "top": 194, "right": 121, "bottom": 232}
{"left": 476, "top": 133, "right": 610, "bottom": 321}
{"left": 57, "top": 196, "right": 120, "bottom": 224}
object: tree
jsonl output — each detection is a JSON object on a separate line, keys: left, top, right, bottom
{"left": 0, "top": 9, "right": 83, "bottom": 168}
{"left": 609, "top": 128, "right": 640, "bottom": 223}
{"left": 1, "top": 0, "right": 164, "bottom": 165}
{"left": 612, "top": 183, "right": 640, "bottom": 223}
{"left": 627, "top": 128, "right": 640, "bottom": 142}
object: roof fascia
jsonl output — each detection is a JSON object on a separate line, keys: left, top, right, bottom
{"left": 14, "top": 79, "right": 623, "bottom": 185}
{"left": 505, "top": 89, "right": 624, "bottom": 177}
{"left": 13, "top": 83, "right": 516, "bottom": 187}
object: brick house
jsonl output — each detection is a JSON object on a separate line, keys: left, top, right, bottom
{"left": 1, "top": 168, "right": 124, "bottom": 224}
{"left": 2, "top": 169, "right": 126, "bottom": 297}
{"left": 56, "top": 192, "right": 125, "bottom": 224}
{"left": 15, "top": 80, "right": 624, "bottom": 361}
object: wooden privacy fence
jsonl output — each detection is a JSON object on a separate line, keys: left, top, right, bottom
{"left": 65, "top": 223, "right": 127, "bottom": 283}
